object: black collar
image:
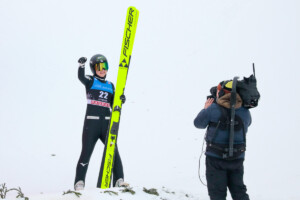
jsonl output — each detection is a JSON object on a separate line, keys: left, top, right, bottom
{"left": 94, "top": 76, "right": 106, "bottom": 83}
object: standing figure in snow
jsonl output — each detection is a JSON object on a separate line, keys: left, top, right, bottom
{"left": 74, "top": 54, "right": 128, "bottom": 190}
{"left": 194, "top": 80, "right": 251, "bottom": 200}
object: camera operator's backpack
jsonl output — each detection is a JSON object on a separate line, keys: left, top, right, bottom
{"left": 236, "top": 64, "right": 260, "bottom": 108}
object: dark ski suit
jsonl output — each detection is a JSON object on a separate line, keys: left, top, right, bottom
{"left": 194, "top": 93, "right": 251, "bottom": 200}
{"left": 75, "top": 66, "right": 124, "bottom": 186}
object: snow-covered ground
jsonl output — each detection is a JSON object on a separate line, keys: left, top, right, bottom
{"left": 3, "top": 186, "right": 205, "bottom": 200}
{"left": 1, "top": 0, "right": 300, "bottom": 200}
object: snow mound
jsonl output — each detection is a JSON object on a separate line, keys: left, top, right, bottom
{"left": 4, "top": 186, "right": 201, "bottom": 200}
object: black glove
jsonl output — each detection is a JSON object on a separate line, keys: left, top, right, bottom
{"left": 120, "top": 94, "right": 126, "bottom": 104}
{"left": 78, "top": 57, "right": 87, "bottom": 64}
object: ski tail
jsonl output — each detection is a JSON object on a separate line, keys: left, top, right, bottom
{"left": 97, "top": 6, "right": 139, "bottom": 189}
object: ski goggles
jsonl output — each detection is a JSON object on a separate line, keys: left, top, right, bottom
{"left": 94, "top": 62, "right": 108, "bottom": 71}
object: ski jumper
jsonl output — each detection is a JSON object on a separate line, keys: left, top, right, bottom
{"left": 75, "top": 66, "right": 124, "bottom": 186}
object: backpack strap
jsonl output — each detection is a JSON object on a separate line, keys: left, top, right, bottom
{"left": 208, "top": 106, "right": 228, "bottom": 143}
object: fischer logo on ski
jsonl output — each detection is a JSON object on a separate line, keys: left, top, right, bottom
{"left": 123, "top": 7, "right": 135, "bottom": 57}
{"left": 104, "top": 154, "right": 113, "bottom": 186}
{"left": 119, "top": 59, "right": 128, "bottom": 68}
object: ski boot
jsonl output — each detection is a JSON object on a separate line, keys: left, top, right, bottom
{"left": 74, "top": 180, "right": 85, "bottom": 191}
{"left": 115, "top": 178, "right": 129, "bottom": 187}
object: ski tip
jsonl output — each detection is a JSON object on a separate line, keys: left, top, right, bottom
{"left": 128, "top": 6, "right": 139, "bottom": 12}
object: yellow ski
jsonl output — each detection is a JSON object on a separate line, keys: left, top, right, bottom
{"left": 98, "top": 6, "right": 139, "bottom": 188}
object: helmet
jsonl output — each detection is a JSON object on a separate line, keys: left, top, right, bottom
{"left": 89, "top": 54, "right": 109, "bottom": 76}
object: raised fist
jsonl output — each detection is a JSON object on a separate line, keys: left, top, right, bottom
{"left": 78, "top": 57, "right": 87, "bottom": 64}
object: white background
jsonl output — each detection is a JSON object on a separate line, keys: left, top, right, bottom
{"left": 0, "top": 0, "right": 299, "bottom": 199}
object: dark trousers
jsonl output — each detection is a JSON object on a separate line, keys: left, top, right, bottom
{"left": 75, "top": 116, "right": 124, "bottom": 186}
{"left": 206, "top": 156, "right": 249, "bottom": 200}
